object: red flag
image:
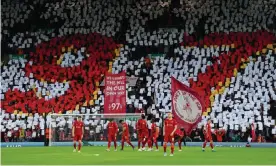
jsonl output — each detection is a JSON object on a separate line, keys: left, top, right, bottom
{"left": 104, "top": 71, "right": 126, "bottom": 114}
{"left": 171, "top": 77, "right": 205, "bottom": 134}
{"left": 251, "top": 123, "right": 256, "bottom": 142}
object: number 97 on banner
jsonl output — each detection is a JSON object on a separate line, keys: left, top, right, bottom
{"left": 109, "top": 103, "right": 121, "bottom": 110}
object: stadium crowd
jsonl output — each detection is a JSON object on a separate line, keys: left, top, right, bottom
{"left": 1, "top": 0, "right": 276, "bottom": 143}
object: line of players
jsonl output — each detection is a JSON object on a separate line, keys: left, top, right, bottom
{"left": 72, "top": 113, "right": 215, "bottom": 156}
{"left": 106, "top": 113, "right": 186, "bottom": 154}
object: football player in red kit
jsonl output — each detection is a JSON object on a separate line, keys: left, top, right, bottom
{"left": 136, "top": 114, "right": 148, "bottom": 151}
{"left": 119, "top": 120, "right": 135, "bottom": 150}
{"left": 174, "top": 128, "right": 185, "bottom": 151}
{"left": 147, "top": 118, "right": 160, "bottom": 151}
{"left": 202, "top": 119, "right": 215, "bottom": 152}
{"left": 163, "top": 113, "right": 177, "bottom": 156}
{"left": 106, "top": 119, "right": 118, "bottom": 151}
{"left": 72, "top": 116, "right": 84, "bottom": 153}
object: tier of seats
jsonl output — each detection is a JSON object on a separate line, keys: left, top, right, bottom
{"left": 1, "top": 33, "right": 119, "bottom": 115}
{"left": 111, "top": 32, "right": 276, "bottom": 131}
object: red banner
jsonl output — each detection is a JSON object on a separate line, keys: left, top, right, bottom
{"left": 104, "top": 72, "right": 126, "bottom": 114}
{"left": 171, "top": 77, "right": 205, "bottom": 134}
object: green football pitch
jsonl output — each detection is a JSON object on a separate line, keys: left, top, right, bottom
{"left": 1, "top": 146, "right": 276, "bottom": 165}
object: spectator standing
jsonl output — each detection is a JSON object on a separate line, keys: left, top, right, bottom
{"left": 19, "top": 128, "right": 25, "bottom": 142}
{"left": 215, "top": 129, "right": 225, "bottom": 142}
{"left": 13, "top": 129, "right": 19, "bottom": 142}
{"left": 191, "top": 130, "right": 202, "bottom": 142}
{"left": 45, "top": 128, "right": 50, "bottom": 146}
{"left": 26, "top": 129, "right": 32, "bottom": 141}
{"left": 7, "top": 130, "right": 13, "bottom": 142}
{"left": 127, "top": 104, "right": 135, "bottom": 113}
{"left": 257, "top": 134, "right": 266, "bottom": 143}
{"left": 240, "top": 132, "right": 248, "bottom": 142}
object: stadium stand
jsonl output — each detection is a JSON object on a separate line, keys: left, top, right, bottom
{"left": 1, "top": 0, "right": 276, "bottom": 142}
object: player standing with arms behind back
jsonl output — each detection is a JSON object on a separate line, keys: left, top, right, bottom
{"left": 72, "top": 116, "right": 84, "bottom": 153}
{"left": 163, "top": 112, "right": 177, "bottom": 156}
{"left": 106, "top": 119, "right": 118, "bottom": 151}
{"left": 202, "top": 119, "right": 215, "bottom": 152}
{"left": 137, "top": 114, "right": 148, "bottom": 151}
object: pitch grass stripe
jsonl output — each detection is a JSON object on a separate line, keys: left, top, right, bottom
{"left": 2, "top": 147, "right": 276, "bottom": 165}
{"left": 3, "top": 165, "right": 276, "bottom": 166}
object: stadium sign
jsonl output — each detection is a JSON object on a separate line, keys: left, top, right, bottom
{"left": 104, "top": 72, "right": 126, "bottom": 114}
{"left": 100, "top": 76, "right": 138, "bottom": 87}
{"left": 6, "top": 145, "right": 22, "bottom": 148}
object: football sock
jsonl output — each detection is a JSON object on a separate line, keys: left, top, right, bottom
{"left": 142, "top": 140, "right": 146, "bottom": 148}
{"left": 108, "top": 142, "right": 111, "bottom": 149}
{"left": 78, "top": 143, "right": 81, "bottom": 151}
{"left": 148, "top": 140, "right": 152, "bottom": 148}
{"left": 121, "top": 141, "right": 124, "bottom": 150}
{"left": 127, "top": 141, "right": 134, "bottom": 148}
{"left": 202, "top": 141, "right": 207, "bottom": 148}
{"left": 178, "top": 140, "right": 182, "bottom": 150}
{"left": 210, "top": 143, "right": 214, "bottom": 149}
{"left": 73, "top": 143, "right": 76, "bottom": 149}
{"left": 163, "top": 143, "right": 167, "bottom": 152}
{"left": 155, "top": 142, "right": 158, "bottom": 149}
{"left": 114, "top": 141, "right": 117, "bottom": 149}
{"left": 171, "top": 142, "right": 175, "bottom": 154}
{"left": 138, "top": 141, "right": 141, "bottom": 149}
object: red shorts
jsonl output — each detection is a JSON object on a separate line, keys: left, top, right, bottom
{"left": 150, "top": 133, "right": 159, "bottom": 142}
{"left": 121, "top": 134, "right": 130, "bottom": 142}
{"left": 108, "top": 134, "right": 116, "bottom": 142}
{"left": 204, "top": 136, "right": 213, "bottom": 142}
{"left": 175, "top": 134, "right": 183, "bottom": 141}
{"left": 138, "top": 131, "right": 149, "bottom": 140}
{"left": 73, "top": 134, "right": 82, "bottom": 141}
{"left": 164, "top": 135, "right": 175, "bottom": 143}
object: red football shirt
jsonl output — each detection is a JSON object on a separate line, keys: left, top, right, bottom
{"left": 205, "top": 123, "right": 212, "bottom": 137}
{"left": 151, "top": 123, "right": 157, "bottom": 134}
{"left": 164, "top": 119, "right": 177, "bottom": 135}
{"left": 107, "top": 121, "right": 118, "bottom": 135}
{"left": 73, "top": 121, "right": 84, "bottom": 135}
{"left": 137, "top": 119, "right": 147, "bottom": 132}
{"left": 122, "top": 122, "right": 129, "bottom": 135}
{"left": 175, "top": 129, "right": 184, "bottom": 137}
